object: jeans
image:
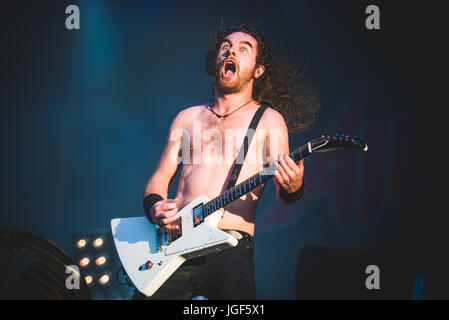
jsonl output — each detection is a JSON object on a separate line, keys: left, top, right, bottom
{"left": 132, "top": 230, "right": 256, "bottom": 300}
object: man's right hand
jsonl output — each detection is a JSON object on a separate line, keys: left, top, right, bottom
{"left": 150, "top": 198, "right": 180, "bottom": 230}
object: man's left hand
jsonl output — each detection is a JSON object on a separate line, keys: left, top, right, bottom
{"left": 273, "top": 154, "right": 304, "bottom": 193}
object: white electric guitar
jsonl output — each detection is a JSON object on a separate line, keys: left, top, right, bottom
{"left": 111, "top": 133, "right": 368, "bottom": 296}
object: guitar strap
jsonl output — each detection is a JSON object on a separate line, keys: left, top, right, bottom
{"left": 225, "top": 104, "right": 268, "bottom": 191}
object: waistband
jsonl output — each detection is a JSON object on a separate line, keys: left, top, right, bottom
{"left": 223, "top": 229, "right": 254, "bottom": 249}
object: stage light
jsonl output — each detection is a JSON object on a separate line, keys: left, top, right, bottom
{"left": 76, "top": 239, "right": 87, "bottom": 249}
{"left": 1, "top": 230, "right": 91, "bottom": 299}
{"left": 95, "top": 256, "right": 107, "bottom": 266}
{"left": 93, "top": 237, "right": 103, "bottom": 248}
{"left": 99, "top": 274, "right": 110, "bottom": 285}
{"left": 72, "top": 231, "right": 133, "bottom": 299}
{"left": 79, "top": 257, "right": 90, "bottom": 267}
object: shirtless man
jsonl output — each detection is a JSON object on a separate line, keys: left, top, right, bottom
{"left": 137, "top": 27, "right": 317, "bottom": 300}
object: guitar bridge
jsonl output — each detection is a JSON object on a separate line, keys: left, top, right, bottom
{"left": 157, "top": 227, "right": 163, "bottom": 251}
{"left": 169, "top": 218, "right": 182, "bottom": 242}
{"left": 156, "top": 218, "right": 182, "bottom": 249}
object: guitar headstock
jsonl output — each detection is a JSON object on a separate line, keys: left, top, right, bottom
{"left": 312, "top": 133, "right": 368, "bottom": 153}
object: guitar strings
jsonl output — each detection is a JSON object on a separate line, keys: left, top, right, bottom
{"left": 166, "top": 136, "right": 357, "bottom": 229}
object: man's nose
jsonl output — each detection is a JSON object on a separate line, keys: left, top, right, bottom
{"left": 226, "top": 47, "right": 236, "bottom": 57}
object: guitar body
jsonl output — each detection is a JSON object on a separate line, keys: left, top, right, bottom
{"left": 111, "top": 194, "right": 238, "bottom": 297}
{"left": 111, "top": 133, "right": 367, "bottom": 297}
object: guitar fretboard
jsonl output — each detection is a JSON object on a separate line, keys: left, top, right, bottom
{"left": 202, "top": 142, "right": 311, "bottom": 217}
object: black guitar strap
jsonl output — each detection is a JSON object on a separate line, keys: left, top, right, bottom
{"left": 225, "top": 105, "right": 268, "bottom": 191}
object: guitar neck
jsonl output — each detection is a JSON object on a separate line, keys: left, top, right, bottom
{"left": 203, "top": 143, "right": 312, "bottom": 217}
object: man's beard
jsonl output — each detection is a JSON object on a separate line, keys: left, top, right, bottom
{"left": 214, "top": 62, "right": 255, "bottom": 94}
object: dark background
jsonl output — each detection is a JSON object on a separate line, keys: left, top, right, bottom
{"left": 1, "top": 0, "right": 448, "bottom": 299}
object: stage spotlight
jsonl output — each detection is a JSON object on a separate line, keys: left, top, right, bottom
{"left": 93, "top": 238, "right": 103, "bottom": 248}
{"left": 72, "top": 231, "right": 134, "bottom": 299}
{"left": 99, "top": 274, "right": 110, "bottom": 285}
{"left": 76, "top": 239, "right": 87, "bottom": 249}
{"left": 79, "top": 257, "right": 90, "bottom": 267}
{"left": 95, "top": 256, "right": 107, "bottom": 266}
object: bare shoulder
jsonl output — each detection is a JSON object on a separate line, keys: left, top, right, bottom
{"left": 176, "top": 104, "right": 206, "bottom": 118}
{"left": 171, "top": 104, "right": 208, "bottom": 128}
{"left": 260, "top": 107, "right": 288, "bottom": 130}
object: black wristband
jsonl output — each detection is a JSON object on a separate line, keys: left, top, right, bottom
{"left": 143, "top": 193, "right": 164, "bottom": 224}
{"left": 279, "top": 181, "right": 305, "bottom": 204}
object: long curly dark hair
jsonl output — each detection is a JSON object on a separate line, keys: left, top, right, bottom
{"left": 205, "top": 26, "right": 321, "bottom": 132}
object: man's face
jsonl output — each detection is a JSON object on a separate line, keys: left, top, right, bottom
{"left": 215, "top": 32, "right": 261, "bottom": 94}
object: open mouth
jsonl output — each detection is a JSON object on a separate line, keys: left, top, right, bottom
{"left": 222, "top": 60, "right": 237, "bottom": 79}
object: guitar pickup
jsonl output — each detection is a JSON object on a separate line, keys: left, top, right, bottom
{"left": 193, "top": 203, "right": 204, "bottom": 227}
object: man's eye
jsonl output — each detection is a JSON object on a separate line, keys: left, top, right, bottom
{"left": 240, "top": 47, "right": 247, "bottom": 52}
{"left": 222, "top": 44, "right": 230, "bottom": 50}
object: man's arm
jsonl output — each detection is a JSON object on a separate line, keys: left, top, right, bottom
{"left": 143, "top": 110, "right": 186, "bottom": 228}
{"left": 264, "top": 108, "right": 304, "bottom": 205}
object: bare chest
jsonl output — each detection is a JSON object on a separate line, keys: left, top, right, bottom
{"left": 181, "top": 112, "right": 264, "bottom": 166}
